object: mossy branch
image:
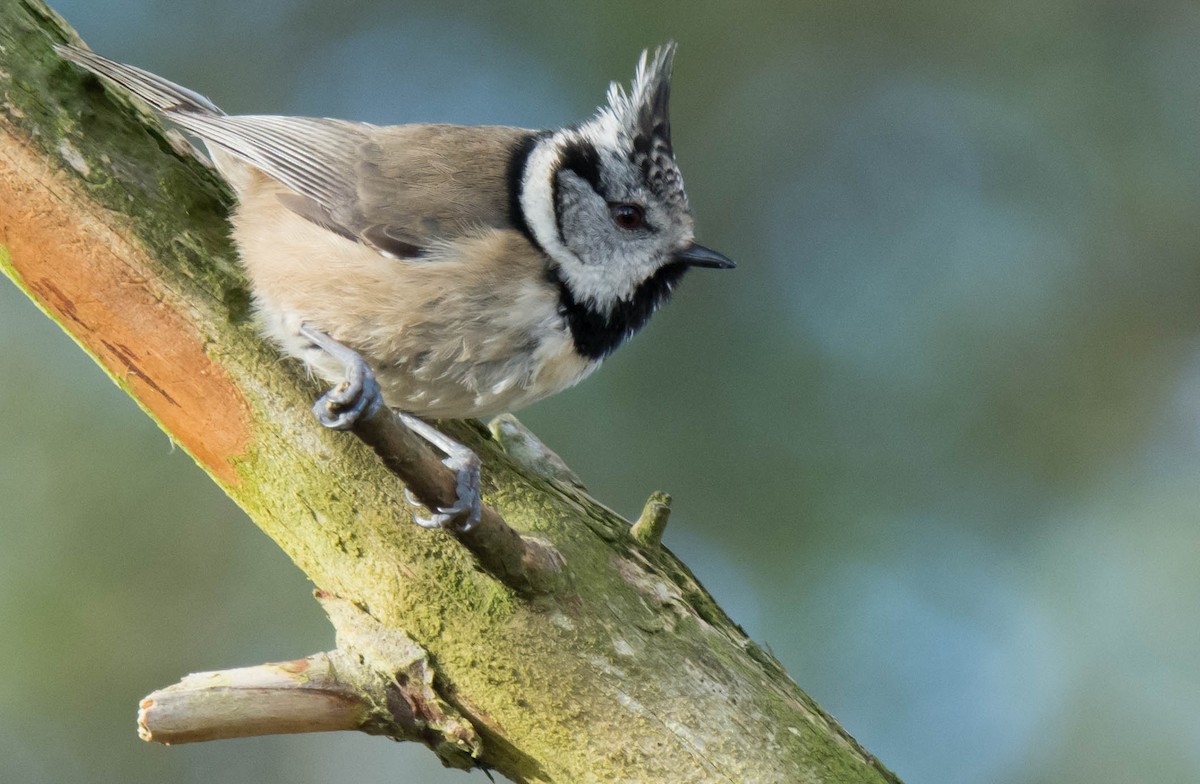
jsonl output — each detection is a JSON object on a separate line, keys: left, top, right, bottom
{"left": 0, "top": 3, "right": 901, "bottom": 782}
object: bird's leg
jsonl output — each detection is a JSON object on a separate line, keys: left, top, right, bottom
{"left": 299, "top": 324, "right": 383, "bottom": 430}
{"left": 300, "top": 324, "right": 482, "bottom": 533}
{"left": 399, "top": 413, "right": 483, "bottom": 533}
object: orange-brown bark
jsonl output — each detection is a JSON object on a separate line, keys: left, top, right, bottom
{"left": 0, "top": 124, "right": 250, "bottom": 485}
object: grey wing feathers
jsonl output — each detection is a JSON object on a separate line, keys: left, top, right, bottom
{"left": 56, "top": 45, "right": 224, "bottom": 115}
{"left": 168, "top": 114, "right": 368, "bottom": 216}
{"left": 184, "top": 115, "right": 432, "bottom": 257}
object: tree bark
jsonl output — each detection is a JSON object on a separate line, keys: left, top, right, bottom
{"left": 0, "top": 2, "right": 901, "bottom": 781}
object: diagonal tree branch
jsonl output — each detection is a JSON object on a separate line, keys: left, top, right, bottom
{"left": 0, "top": 2, "right": 901, "bottom": 782}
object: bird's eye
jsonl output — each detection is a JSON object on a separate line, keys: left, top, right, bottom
{"left": 609, "top": 203, "right": 645, "bottom": 230}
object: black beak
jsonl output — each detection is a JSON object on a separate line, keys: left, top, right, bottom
{"left": 675, "top": 242, "right": 735, "bottom": 269}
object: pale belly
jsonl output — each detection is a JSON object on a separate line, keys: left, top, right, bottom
{"left": 258, "top": 298, "right": 599, "bottom": 419}
{"left": 370, "top": 328, "right": 599, "bottom": 418}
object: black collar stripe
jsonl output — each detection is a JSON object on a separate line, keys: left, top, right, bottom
{"left": 506, "top": 132, "right": 548, "bottom": 255}
{"left": 549, "top": 262, "right": 689, "bottom": 360}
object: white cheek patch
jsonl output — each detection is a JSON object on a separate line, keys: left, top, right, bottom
{"left": 520, "top": 134, "right": 576, "bottom": 268}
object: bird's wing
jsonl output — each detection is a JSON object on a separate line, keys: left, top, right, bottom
{"left": 167, "top": 114, "right": 532, "bottom": 258}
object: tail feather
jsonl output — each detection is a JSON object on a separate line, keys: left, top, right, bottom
{"left": 55, "top": 44, "right": 225, "bottom": 116}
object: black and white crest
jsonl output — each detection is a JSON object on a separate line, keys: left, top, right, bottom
{"left": 587, "top": 43, "right": 686, "bottom": 209}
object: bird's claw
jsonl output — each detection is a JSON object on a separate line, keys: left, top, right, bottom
{"left": 402, "top": 452, "right": 483, "bottom": 533}
{"left": 312, "top": 368, "right": 382, "bottom": 430}
{"left": 300, "top": 324, "right": 383, "bottom": 430}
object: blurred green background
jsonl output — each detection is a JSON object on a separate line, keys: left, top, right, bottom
{"left": 3, "top": 1, "right": 1200, "bottom": 781}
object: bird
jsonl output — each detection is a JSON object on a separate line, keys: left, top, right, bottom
{"left": 57, "top": 42, "right": 734, "bottom": 532}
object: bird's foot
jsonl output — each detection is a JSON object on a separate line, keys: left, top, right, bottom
{"left": 300, "top": 324, "right": 383, "bottom": 430}
{"left": 400, "top": 413, "right": 483, "bottom": 533}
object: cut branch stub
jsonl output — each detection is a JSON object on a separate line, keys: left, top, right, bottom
{"left": 137, "top": 654, "right": 373, "bottom": 745}
{"left": 631, "top": 490, "right": 672, "bottom": 548}
{"left": 137, "top": 593, "right": 481, "bottom": 769}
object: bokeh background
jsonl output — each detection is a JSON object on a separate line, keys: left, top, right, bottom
{"left": 3, "top": 1, "right": 1199, "bottom": 781}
